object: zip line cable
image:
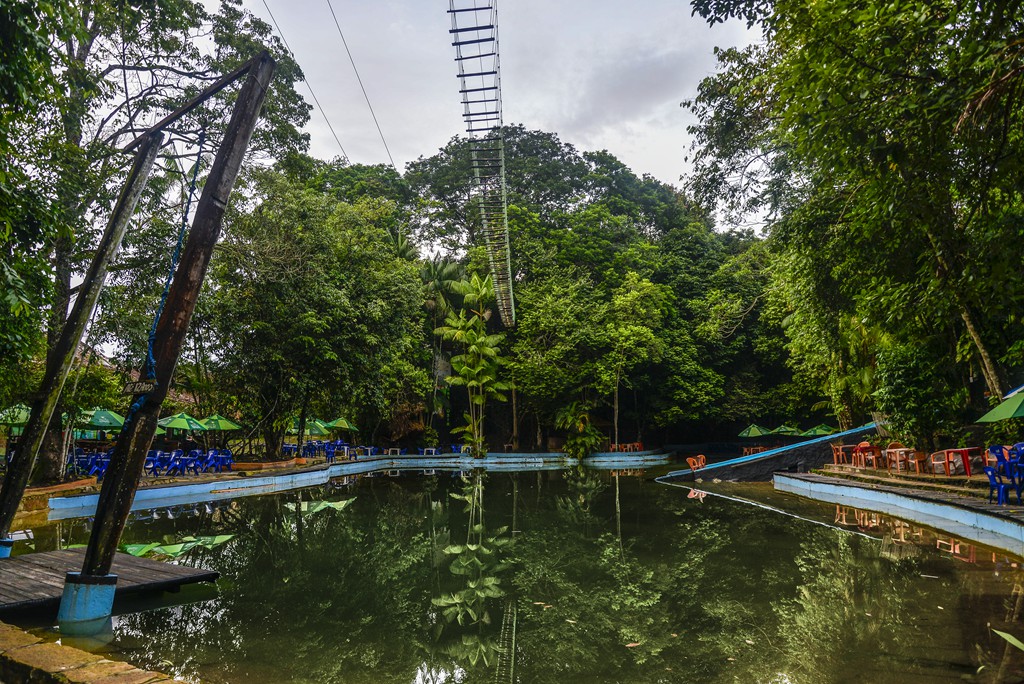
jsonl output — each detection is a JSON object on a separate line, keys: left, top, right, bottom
{"left": 324, "top": 0, "right": 398, "bottom": 171}
{"left": 262, "top": 0, "right": 349, "bottom": 160}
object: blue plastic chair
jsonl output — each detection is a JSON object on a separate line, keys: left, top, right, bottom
{"left": 989, "top": 445, "right": 1016, "bottom": 479}
{"left": 144, "top": 450, "right": 163, "bottom": 476}
{"left": 196, "top": 450, "right": 218, "bottom": 473}
{"left": 88, "top": 456, "right": 110, "bottom": 481}
{"left": 217, "top": 449, "right": 234, "bottom": 471}
{"left": 164, "top": 449, "right": 187, "bottom": 475}
{"left": 984, "top": 466, "right": 1014, "bottom": 505}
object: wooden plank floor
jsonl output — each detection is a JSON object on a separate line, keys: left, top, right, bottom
{"left": 0, "top": 548, "right": 218, "bottom": 616}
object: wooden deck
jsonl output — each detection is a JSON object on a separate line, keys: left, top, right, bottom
{"left": 0, "top": 548, "right": 218, "bottom": 617}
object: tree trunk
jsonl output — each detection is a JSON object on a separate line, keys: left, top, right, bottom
{"left": 77, "top": 53, "right": 276, "bottom": 578}
{"left": 34, "top": 240, "right": 73, "bottom": 485}
{"left": 297, "top": 392, "right": 309, "bottom": 460}
{"left": 613, "top": 374, "right": 620, "bottom": 447}
{"left": 263, "top": 427, "right": 282, "bottom": 460}
{"left": 510, "top": 385, "right": 519, "bottom": 450}
{"left": 835, "top": 402, "right": 853, "bottom": 432}
{"left": 922, "top": 217, "right": 1006, "bottom": 400}
{"left": 960, "top": 305, "right": 1006, "bottom": 400}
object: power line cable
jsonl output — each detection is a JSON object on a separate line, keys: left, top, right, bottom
{"left": 324, "top": 0, "right": 398, "bottom": 171}
{"left": 262, "top": 0, "right": 349, "bottom": 160}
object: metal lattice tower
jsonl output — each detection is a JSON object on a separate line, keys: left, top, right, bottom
{"left": 448, "top": 0, "right": 515, "bottom": 326}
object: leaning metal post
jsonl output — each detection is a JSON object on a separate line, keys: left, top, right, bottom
{"left": 0, "top": 132, "right": 164, "bottom": 557}
{"left": 57, "top": 51, "right": 276, "bottom": 636}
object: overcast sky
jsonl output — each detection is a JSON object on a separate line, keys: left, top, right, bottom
{"left": 251, "top": 0, "right": 756, "bottom": 187}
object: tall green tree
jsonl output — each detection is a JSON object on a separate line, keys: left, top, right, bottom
{"left": 210, "top": 165, "right": 423, "bottom": 456}
{"left": 435, "top": 273, "right": 509, "bottom": 456}
{"left": 595, "top": 272, "right": 668, "bottom": 446}
{"left": 686, "top": 0, "right": 1024, "bottom": 436}
{"left": 4, "top": 0, "right": 311, "bottom": 479}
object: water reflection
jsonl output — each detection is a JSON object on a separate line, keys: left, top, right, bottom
{"left": 831, "top": 502, "right": 1024, "bottom": 570}
{"left": 13, "top": 472, "right": 1024, "bottom": 682}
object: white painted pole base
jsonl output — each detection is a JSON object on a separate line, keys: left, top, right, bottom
{"left": 57, "top": 572, "right": 118, "bottom": 637}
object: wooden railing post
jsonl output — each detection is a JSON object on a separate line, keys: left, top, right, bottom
{"left": 57, "top": 52, "right": 275, "bottom": 635}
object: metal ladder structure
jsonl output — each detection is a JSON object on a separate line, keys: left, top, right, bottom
{"left": 447, "top": 0, "right": 515, "bottom": 326}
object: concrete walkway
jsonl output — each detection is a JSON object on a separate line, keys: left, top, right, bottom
{"left": 0, "top": 620, "right": 186, "bottom": 683}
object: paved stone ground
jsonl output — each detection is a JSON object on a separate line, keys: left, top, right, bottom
{"left": 0, "top": 621, "right": 187, "bottom": 684}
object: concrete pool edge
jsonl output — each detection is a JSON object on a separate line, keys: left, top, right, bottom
{"left": 0, "top": 619, "right": 189, "bottom": 683}
{"left": 774, "top": 472, "right": 1024, "bottom": 557}
{"left": 43, "top": 451, "right": 673, "bottom": 522}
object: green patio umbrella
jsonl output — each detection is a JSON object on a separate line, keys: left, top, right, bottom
{"left": 80, "top": 407, "right": 125, "bottom": 429}
{"left": 800, "top": 424, "right": 835, "bottom": 437}
{"left": 770, "top": 425, "right": 802, "bottom": 436}
{"left": 738, "top": 424, "right": 771, "bottom": 437}
{"left": 158, "top": 412, "right": 207, "bottom": 431}
{"left": 977, "top": 388, "right": 1024, "bottom": 423}
{"left": 202, "top": 414, "right": 243, "bottom": 431}
{"left": 0, "top": 404, "right": 30, "bottom": 426}
{"left": 288, "top": 418, "right": 330, "bottom": 437}
{"left": 326, "top": 417, "right": 359, "bottom": 432}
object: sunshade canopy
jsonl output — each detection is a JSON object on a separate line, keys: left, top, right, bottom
{"left": 326, "top": 417, "right": 359, "bottom": 431}
{"left": 977, "top": 391, "right": 1024, "bottom": 423}
{"left": 800, "top": 424, "right": 835, "bottom": 436}
{"left": 158, "top": 412, "right": 207, "bottom": 431}
{"left": 202, "top": 414, "right": 243, "bottom": 431}
{"left": 738, "top": 424, "right": 772, "bottom": 437}
{"left": 770, "top": 425, "right": 802, "bottom": 436}
{"left": 0, "top": 404, "right": 30, "bottom": 426}
{"left": 288, "top": 418, "right": 330, "bottom": 436}
{"left": 80, "top": 407, "right": 125, "bottom": 429}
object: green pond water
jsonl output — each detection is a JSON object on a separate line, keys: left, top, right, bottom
{"left": 17, "top": 468, "right": 1024, "bottom": 683}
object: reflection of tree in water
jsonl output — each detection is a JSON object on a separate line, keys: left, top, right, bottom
{"left": 430, "top": 472, "right": 511, "bottom": 670}
{"left": 756, "top": 533, "right": 917, "bottom": 684}
{"left": 116, "top": 484, "right": 437, "bottom": 683}
{"left": 557, "top": 466, "right": 607, "bottom": 528}
{"left": 99, "top": 475, "right": 1024, "bottom": 683}
{"left": 955, "top": 560, "right": 1024, "bottom": 683}
{"left": 505, "top": 475, "right": 685, "bottom": 683}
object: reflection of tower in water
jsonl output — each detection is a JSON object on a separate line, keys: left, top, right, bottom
{"left": 495, "top": 597, "right": 517, "bottom": 683}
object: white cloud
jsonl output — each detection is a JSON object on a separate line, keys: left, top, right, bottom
{"left": 249, "top": 0, "right": 755, "bottom": 185}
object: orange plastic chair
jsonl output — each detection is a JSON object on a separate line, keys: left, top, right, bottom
{"left": 885, "top": 441, "right": 908, "bottom": 472}
{"left": 686, "top": 454, "right": 707, "bottom": 472}
{"left": 907, "top": 450, "right": 929, "bottom": 474}
{"left": 855, "top": 441, "right": 882, "bottom": 468}
{"left": 929, "top": 450, "right": 952, "bottom": 476}
{"left": 831, "top": 443, "right": 847, "bottom": 465}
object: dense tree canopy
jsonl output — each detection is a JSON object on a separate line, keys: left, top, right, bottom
{"left": 9, "top": 0, "right": 1018, "bottom": 467}
{"left": 685, "top": 0, "right": 1024, "bottom": 443}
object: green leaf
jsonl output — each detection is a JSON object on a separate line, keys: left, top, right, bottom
{"left": 992, "top": 629, "right": 1024, "bottom": 653}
